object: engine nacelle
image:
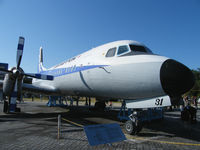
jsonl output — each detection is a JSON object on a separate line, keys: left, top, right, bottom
{"left": 3, "top": 67, "right": 24, "bottom": 100}
{"left": 3, "top": 74, "right": 15, "bottom": 96}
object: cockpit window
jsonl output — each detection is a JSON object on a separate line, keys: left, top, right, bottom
{"left": 115, "top": 44, "right": 153, "bottom": 57}
{"left": 129, "top": 45, "right": 147, "bottom": 53}
{"left": 129, "top": 44, "right": 153, "bottom": 54}
{"left": 106, "top": 47, "right": 116, "bottom": 57}
{"left": 117, "top": 45, "right": 129, "bottom": 55}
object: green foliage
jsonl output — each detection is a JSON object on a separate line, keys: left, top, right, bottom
{"left": 186, "top": 69, "right": 200, "bottom": 97}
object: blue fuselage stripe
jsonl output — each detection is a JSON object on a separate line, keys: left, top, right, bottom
{"left": 39, "top": 65, "right": 108, "bottom": 77}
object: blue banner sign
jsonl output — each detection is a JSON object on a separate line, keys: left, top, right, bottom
{"left": 84, "top": 123, "right": 126, "bottom": 146}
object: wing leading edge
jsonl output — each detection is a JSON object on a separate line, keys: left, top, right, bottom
{"left": 22, "top": 83, "right": 58, "bottom": 95}
{"left": 1, "top": 80, "right": 57, "bottom": 96}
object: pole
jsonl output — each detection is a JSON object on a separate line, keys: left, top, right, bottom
{"left": 57, "top": 114, "right": 61, "bottom": 139}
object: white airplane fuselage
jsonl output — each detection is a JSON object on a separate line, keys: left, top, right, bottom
{"left": 32, "top": 40, "right": 194, "bottom": 101}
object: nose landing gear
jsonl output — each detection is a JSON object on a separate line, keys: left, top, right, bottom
{"left": 124, "top": 114, "right": 143, "bottom": 135}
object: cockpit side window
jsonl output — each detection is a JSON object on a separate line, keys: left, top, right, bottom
{"left": 117, "top": 45, "right": 130, "bottom": 55}
{"left": 129, "top": 45, "right": 147, "bottom": 52}
{"left": 106, "top": 47, "right": 116, "bottom": 57}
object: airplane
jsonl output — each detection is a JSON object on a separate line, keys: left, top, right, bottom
{"left": 0, "top": 37, "right": 195, "bottom": 134}
{"left": 33, "top": 40, "right": 194, "bottom": 100}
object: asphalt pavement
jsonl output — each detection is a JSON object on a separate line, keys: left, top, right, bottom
{"left": 0, "top": 101, "right": 200, "bottom": 150}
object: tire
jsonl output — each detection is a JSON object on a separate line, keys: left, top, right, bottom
{"left": 124, "top": 120, "right": 137, "bottom": 135}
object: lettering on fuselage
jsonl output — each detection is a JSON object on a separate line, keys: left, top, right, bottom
{"left": 39, "top": 65, "right": 108, "bottom": 77}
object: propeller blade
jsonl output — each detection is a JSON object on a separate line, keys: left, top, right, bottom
{"left": 16, "top": 36, "right": 25, "bottom": 69}
{"left": 24, "top": 73, "right": 54, "bottom": 80}
{"left": 9, "top": 80, "right": 18, "bottom": 112}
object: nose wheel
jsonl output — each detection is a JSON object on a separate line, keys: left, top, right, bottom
{"left": 124, "top": 114, "right": 143, "bottom": 135}
{"left": 125, "top": 120, "right": 135, "bottom": 134}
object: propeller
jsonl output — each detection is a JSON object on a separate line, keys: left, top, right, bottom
{"left": 0, "top": 36, "right": 54, "bottom": 113}
{"left": 16, "top": 36, "right": 24, "bottom": 69}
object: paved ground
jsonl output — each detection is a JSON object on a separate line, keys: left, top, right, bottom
{"left": 0, "top": 101, "right": 200, "bottom": 150}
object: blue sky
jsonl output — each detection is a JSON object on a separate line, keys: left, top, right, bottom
{"left": 0, "top": 0, "right": 199, "bottom": 73}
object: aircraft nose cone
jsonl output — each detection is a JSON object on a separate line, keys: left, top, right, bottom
{"left": 160, "top": 59, "right": 195, "bottom": 97}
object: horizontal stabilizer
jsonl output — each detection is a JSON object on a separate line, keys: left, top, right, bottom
{"left": 0, "top": 68, "right": 12, "bottom": 74}
{"left": 0, "top": 63, "right": 9, "bottom": 74}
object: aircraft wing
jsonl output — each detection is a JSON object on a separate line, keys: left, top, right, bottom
{"left": 1, "top": 79, "right": 57, "bottom": 95}
{"left": 22, "top": 83, "right": 58, "bottom": 95}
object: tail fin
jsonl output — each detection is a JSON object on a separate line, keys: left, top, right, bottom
{"left": 38, "top": 47, "right": 47, "bottom": 73}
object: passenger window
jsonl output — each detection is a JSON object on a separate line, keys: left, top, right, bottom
{"left": 106, "top": 47, "right": 116, "bottom": 57}
{"left": 117, "top": 45, "right": 129, "bottom": 55}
